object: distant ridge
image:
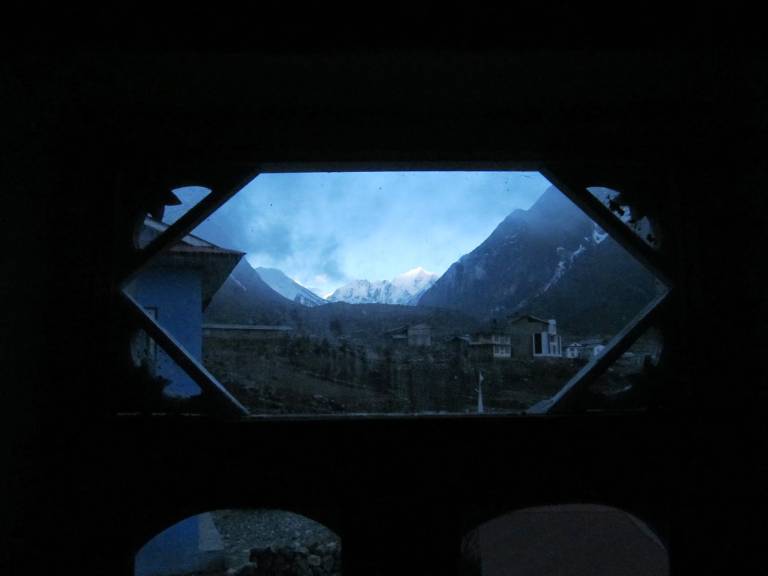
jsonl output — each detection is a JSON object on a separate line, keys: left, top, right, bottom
{"left": 328, "top": 267, "right": 438, "bottom": 305}
{"left": 254, "top": 267, "right": 327, "bottom": 307}
{"left": 205, "top": 259, "right": 298, "bottom": 325}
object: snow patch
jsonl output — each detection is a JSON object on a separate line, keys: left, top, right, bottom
{"left": 329, "top": 267, "right": 438, "bottom": 305}
{"left": 541, "top": 259, "right": 567, "bottom": 293}
{"left": 570, "top": 244, "right": 586, "bottom": 263}
{"left": 593, "top": 226, "right": 608, "bottom": 244}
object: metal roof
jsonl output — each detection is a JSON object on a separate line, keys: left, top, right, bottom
{"left": 139, "top": 216, "right": 244, "bottom": 306}
{"left": 507, "top": 314, "right": 553, "bottom": 325}
{"left": 142, "top": 216, "right": 244, "bottom": 255}
{"left": 203, "top": 324, "right": 294, "bottom": 331}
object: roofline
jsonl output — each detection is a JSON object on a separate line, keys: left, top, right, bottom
{"left": 144, "top": 215, "right": 245, "bottom": 256}
{"left": 203, "top": 323, "right": 294, "bottom": 331}
{"left": 507, "top": 314, "right": 553, "bottom": 324}
{"left": 168, "top": 244, "right": 245, "bottom": 257}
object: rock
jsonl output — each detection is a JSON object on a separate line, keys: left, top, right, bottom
{"left": 307, "top": 554, "right": 322, "bottom": 567}
{"left": 295, "top": 556, "right": 311, "bottom": 576}
{"left": 227, "top": 562, "right": 257, "bottom": 576}
{"left": 322, "top": 554, "right": 334, "bottom": 571}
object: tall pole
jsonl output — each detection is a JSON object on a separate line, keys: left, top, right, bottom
{"left": 477, "top": 370, "right": 484, "bottom": 414}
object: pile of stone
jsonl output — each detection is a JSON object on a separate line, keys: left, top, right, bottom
{"left": 227, "top": 540, "right": 340, "bottom": 576}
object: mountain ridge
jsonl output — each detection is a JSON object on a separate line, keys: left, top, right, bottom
{"left": 418, "top": 186, "right": 660, "bottom": 336}
{"left": 328, "top": 267, "right": 438, "bottom": 306}
{"left": 254, "top": 266, "right": 327, "bottom": 307}
{"left": 205, "top": 259, "right": 299, "bottom": 325}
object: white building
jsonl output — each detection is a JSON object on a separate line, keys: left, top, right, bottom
{"left": 565, "top": 343, "right": 583, "bottom": 359}
{"left": 566, "top": 338, "right": 606, "bottom": 360}
{"left": 531, "top": 318, "right": 562, "bottom": 358}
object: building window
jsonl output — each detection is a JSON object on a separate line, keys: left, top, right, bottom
{"left": 534, "top": 333, "right": 543, "bottom": 355}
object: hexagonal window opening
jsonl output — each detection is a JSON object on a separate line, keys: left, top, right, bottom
{"left": 121, "top": 168, "right": 669, "bottom": 417}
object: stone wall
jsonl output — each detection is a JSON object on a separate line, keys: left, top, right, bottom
{"left": 227, "top": 540, "right": 341, "bottom": 576}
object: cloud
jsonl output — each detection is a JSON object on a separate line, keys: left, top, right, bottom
{"left": 186, "top": 171, "right": 550, "bottom": 294}
{"left": 244, "top": 221, "right": 294, "bottom": 261}
{"left": 318, "top": 239, "right": 345, "bottom": 281}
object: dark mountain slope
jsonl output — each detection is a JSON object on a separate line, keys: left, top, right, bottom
{"left": 419, "top": 186, "right": 593, "bottom": 317}
{"left": 205, "top": 259, "right": 299, "bottom": 325}
{"left": 419, "top": 186, "right": 660, "bottom": 335}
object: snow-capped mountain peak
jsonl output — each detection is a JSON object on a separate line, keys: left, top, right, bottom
{"left": 392, "top": 267, "right": 438, "bottom": 291}
{"left": 399, "top": 266, "right": 429, "bottom": 277}
{"left": 328, "top": 268, "right": 439, "bottom": 306}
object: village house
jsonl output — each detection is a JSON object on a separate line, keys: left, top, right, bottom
{"left": 467, "top": 332, "right": 512, "bottom": 362}
{"left": 448, "top": 335, "right": 471, "bottom": 353}
{"left": 386, "top": 323, "right": 432, "bottom": 347}
{"left": 408, "top": 323, "right": 432, "bottom": 347}
{"left": 564, "top": 343, "right": 583, "bottom": 359}
{"left": 126, "top": 216, "right": 243, "bottom": 397}
{"left": 464, "top": 315, "right": 564, "bottom": 361}
{"left": 574, "top": 337, "right": 607, "bottom": 359}
{"left": 504, "top": 314, "right": 563, "bottom": 359}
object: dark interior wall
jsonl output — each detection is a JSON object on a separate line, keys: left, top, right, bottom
{"left": 3, "top": 50, "right": 767, "bottom": 575}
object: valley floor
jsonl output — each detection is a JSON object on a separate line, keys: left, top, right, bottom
{"left": 203, "top": 334, "right": 584, "bottom": 415}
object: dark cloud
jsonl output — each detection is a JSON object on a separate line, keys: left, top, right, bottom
{"left": 171, "top": 172, "right": 550, "bottom": 295}
{"left": 247, "top": 222, "right": 293, "bottom": 261}
{"left": 319, "top": 239, "right": 345, "bottom": 281}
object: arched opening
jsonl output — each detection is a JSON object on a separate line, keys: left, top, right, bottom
{"left": 135, "top": 509, "right": 341, "bottom": 576}
{"left": 461, "top": 504, "right": 668, "bottom": 576}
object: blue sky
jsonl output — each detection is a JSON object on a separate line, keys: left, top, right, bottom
{"left": 166, "top": 171, "right": 551, "bottom": 296}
